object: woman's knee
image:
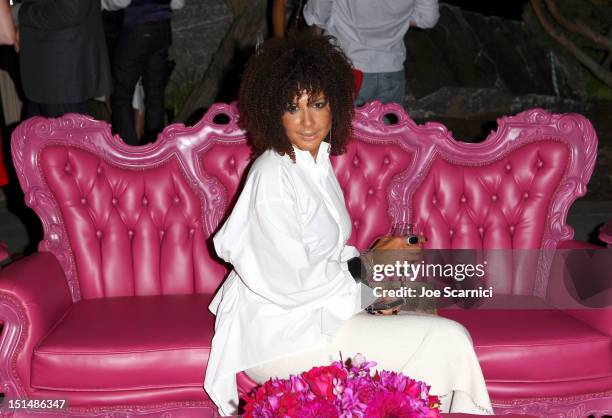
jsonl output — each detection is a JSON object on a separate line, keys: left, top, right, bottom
{"left": 435, "top": 317, "right": 473, "bottom": 345}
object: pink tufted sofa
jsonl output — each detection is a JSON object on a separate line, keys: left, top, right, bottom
{"left": 0, "top": 103, "right": 610, "bottom": 417}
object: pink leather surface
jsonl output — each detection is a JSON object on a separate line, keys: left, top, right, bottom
{"left": 486, "top": 376, "right": 612, "bottom": 400}
{"left": 199, "top": 142, "right": 253, "bottom": 206}
{"left": 31, "top": 294, "right": 214, "bottom": 391}
{"left": 0, "top": 252, "right": 72, "bottom": 394}
{"left": 414, "top": 142, "right": 568, "bottom": 250}
{"left": 557, "top": 239, "right": 604, "bottom": 250}
{"left": 332, "top": 141, "right": 414, "bottom": 250}
{"left": 40, "top": 146, "right": 209, "bottom": 299}
{"left": 440, "top": 307, "right": 612, "bottom": 390}
{"left": 562, "top": 309, "right": 612, "bottom": 337}
{"left": 29, "top": 387, "right": 212, "bottom": 407}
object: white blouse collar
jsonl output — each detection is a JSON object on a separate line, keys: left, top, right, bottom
{"left": 293, "top": 141, "right": 330, "bottom": 168}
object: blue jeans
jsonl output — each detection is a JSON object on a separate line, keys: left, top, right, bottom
{"left": 355, "top": 70, "right": 406, "bottom": 107}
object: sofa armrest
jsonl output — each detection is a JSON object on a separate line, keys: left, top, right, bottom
{"left": 599, "top": 222, "right": 612, "bottom": 247}
{"left": 563, "top": 309, "right": 612, "bottom": 337}
{"left": 556, "top": 239, "right": 603, "bottom": 250}
{"left": 0, "top": 252, "right": 73, "bottom": 396}
{"left": 548, "top": 241, "right": 612, "bottom": 335}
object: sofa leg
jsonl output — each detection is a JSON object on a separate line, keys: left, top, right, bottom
{"left": 0, "top": 297, "right": 28, "bottom": 413}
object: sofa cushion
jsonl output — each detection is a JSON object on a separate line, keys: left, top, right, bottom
{"left": 31, "top": 294, "right": 214, "bottom": 391}
{"left": 440, "top": 303, "right": 612, "bottom": 387}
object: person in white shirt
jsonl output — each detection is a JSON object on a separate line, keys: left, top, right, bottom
{"left": 303, "top": 0, "right": 439, "bottom": 107}
{"left": 203, "top": 33, "right": 493, "bottom": 416}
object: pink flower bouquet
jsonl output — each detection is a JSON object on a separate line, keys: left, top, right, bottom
{"left": 243, "top": 354, "right": 441, "bottom": 417}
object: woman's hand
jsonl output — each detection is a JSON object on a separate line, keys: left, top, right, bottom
{"left": 364, "top": 235, "right": 426, "bottom": 316}
{"left": 373, "top": 236, "right": 412, "bottom": 250}
{"left": 369, "top": 235, "right": 425, "bottom": 267}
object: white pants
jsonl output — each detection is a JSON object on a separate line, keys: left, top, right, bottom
{"left": 246, "top": 311, "right": 493, "bottom": 415}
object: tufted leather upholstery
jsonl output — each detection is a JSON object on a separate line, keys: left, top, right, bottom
{"left": 40, "top": 146, "right": 210, "bottom": 298}
{"left": 332, "top": 141, "right": 414, "bottom": 250}
{"left": 414, "top": 142, "right": 568, "bottom": 250}
{"left": 1, "top": 104, "right": 609, "bottom": 417}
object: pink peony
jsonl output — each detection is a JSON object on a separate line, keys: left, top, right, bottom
{"left": 302, "top": 365, "right": 348, "bottom": 400}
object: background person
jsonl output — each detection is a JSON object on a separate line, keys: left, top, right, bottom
{"left": 304, "top": 0, "right": 439, "bottom": 107}
{"left": 110, "top": 0, "right": 182, "bottom": 145}
{"left": 15, "top": 0, "right": 112, "bottom": 117}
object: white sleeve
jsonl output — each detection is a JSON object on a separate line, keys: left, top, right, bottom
{"left": 214, "top": 197, "right": 358, "bottom": 312}
{"left": 101, "top": 0, "right": 131, "bottom": 11}
{"left": 303, "top": 0, "right": 333, "bottom": 28}
{"left": 411, "top": 0, "right": 439, "bottom": 29}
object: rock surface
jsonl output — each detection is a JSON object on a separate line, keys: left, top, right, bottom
{"left": 169, "top": 0, "right": 233, "bottom": 90}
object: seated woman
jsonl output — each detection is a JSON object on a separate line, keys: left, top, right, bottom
{"left": 203, "top": 34, "right": 493, "bottom": 416}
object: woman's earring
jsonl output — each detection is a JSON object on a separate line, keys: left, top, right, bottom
{"left": 327, "top": 124, "right": 332, "bottom": 153}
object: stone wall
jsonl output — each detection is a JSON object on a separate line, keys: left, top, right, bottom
{"left": 404, "top": 4, "right": 587, "bottom": 112}
{"left": 169, "top": 1, "right": 232, "bottom": 93}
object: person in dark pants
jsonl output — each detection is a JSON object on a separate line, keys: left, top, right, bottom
{"left": 111, "top": 0, "right": 174, "bottom": 146}
{"left": 16, "top": 0, "right": 112, "bottom": 118}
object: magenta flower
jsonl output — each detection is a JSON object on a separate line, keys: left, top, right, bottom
{"left": 243, "top": 354, "right": 441, "bottom": 418}
{"left": 297, "top": 398, "right": 340, "bottom": 417}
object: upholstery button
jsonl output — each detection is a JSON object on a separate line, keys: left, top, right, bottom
{"left": 97, "top": 167, "right": 103, "bottom": 175}
{"left": 491, "top": 194, "right": 498, "bottom": 202}
{"left": 523, "top": 192, "right": 529, "bottom": 199}
{"left": 229, "top": 157, "right": 235, "bottom": 167}
{"left": 368, "top": 188, "right": 374, "bottom": 196}
{"left": 189, "top": 228, "right": 195, "bottom": 235}
{"left": 173, "top": 196, "right": 180, "bottom": 204}
{"left": 111, "top": 198, "right": 118, "bottom": 205}
{"left": 383, "top": 157, "right": 390, "bottom": 165}
{"left": 353, "top": 156, "right": 360, "bottom": 166}
{"left": 353, "top": 220, "right": 360, "bottom": 229}
{"left": 432, "top": 198, "right": 437, "bottom": 205}
{"left": 537, "top": 160, "right": 544, "bottom": 168}
{"left": 160, "top": 230, "right": 165, "bottom": 237}
{"left": 96, "top": 230, "right": 102, "bottom": 238}
{"left": 460, "top": 196, "right": 467, "bottom": 203}
{"left": 449, "top": 229, "right": 454, "bottom": 236}
{"left": 64, "top": 164, "right": 72, "bottom": 174}
{"left": 142, "top": 197, "right": 148, "bottom": 206}
{"left": 128, "top": 230, "right": 134, "bottom": 238}
{"left": 478, "top": 227, "right": 484, "bottom": 234}
{"left": 509, "top": 225, "right": 515, "bottom": 233}
{"left": 505, "top": 163, "right": 512, "bottom": 172}
{"left": 80, "top": 197, "right": 87, "bottom": 205}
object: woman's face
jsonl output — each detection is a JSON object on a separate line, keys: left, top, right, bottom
{"left": 282, "top": 91, "right": 331, "bottom": 160}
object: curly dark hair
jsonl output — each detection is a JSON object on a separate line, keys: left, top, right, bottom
{"left": 238, "top": 33, "right": 355, "bottom": 160}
